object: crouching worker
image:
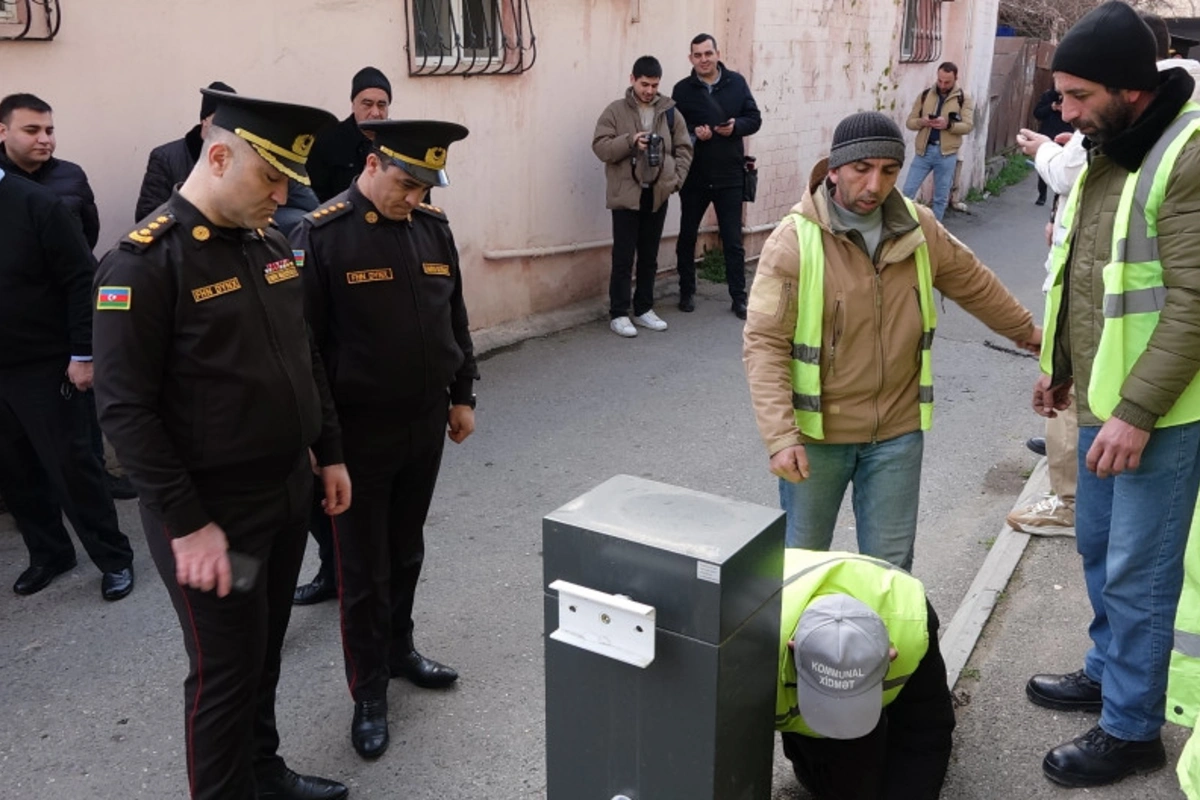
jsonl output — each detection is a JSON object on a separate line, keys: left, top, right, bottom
{"left": 777, "top": 550, "right": 956, "bottom": 799}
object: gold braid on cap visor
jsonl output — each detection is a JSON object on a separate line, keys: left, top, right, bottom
{"left": 234, "top": 128, "right": 310, "bottom": 185}
{"left": 377, "top": 144, "right": 447, "bottom": 171}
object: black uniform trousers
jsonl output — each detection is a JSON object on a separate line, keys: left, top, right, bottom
{"left": 334, "top": 401, "right": 447, "bottom": 702}
{"left": 780, "top": 602, "right": 955, "bottom": 800}
{"left": 0, "top": 360, "right": 131, "bottom": 572}
{"left": 675, "top": 183, "right": 747, "bottom": 304}
{"left": 142, "top": 456, "right": 310, "bottom": 800}
{"left": 609, "top": 188, "right": 669, "bottom": 319}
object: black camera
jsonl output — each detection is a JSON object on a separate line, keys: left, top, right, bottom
{"left": 646, "top": 133, "right": 664, "bottom": 167}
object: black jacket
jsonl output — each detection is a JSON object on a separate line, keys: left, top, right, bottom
{"left": 290, "top": 184, "right": 479, "bottom": 414}
{"left": 0, "top": 146, "right": 100, "bottom": 250}
{"left": 1033, "top": 89, "right": 1073, "bottom": 139}
{"left": 135, "top": 124, "right": 203, "bottom": 220}
{"left": 93, "top": 192, "right": 342, "bottom": 536}
{"left": 0, "top": 171, "right": 95, "bottom": 368}
{"left": 307, "top": 115, "right": 373, "bottom": 203}
{"left": 671, "top": 63, "right": 762, "bottom": 189}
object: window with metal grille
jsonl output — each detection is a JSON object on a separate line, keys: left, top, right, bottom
{"left": 406, "top": 0, "right": 537, "bottom": 76}
{"left": 0, "top": 0, "right": 62, "bottom": 40}
{"left": 900, "top": 0, "right": 942, "bottom": 64}
{"left": 0, "top": 0, "right": 19, "bottom": 23}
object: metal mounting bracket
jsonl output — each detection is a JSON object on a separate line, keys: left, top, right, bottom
{"left": 548, "top": 580, "right": 656, "bottom": 668}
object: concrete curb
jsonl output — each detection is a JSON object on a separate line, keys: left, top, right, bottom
{"left": 940, "top": 457, "right": 1051, "bottom": 688}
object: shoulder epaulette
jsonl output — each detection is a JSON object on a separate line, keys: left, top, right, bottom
{"left": 120, "top": 213, "right": 177, "bottom": 252}
{"left": 414, "top": 202, "right": 448, "bottom": 222}
{"left": 304, "top": 199, "right": 353, "bottom": 227}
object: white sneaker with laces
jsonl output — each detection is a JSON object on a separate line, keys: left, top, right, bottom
{"left": 1006, "top": 494, "right": 1075, "bottom": 536}
{"left": 632, "top": 310, "right": 668, "bottom": 331}
{"left": 610, "top": 316, "right": 637, "bottom": 337}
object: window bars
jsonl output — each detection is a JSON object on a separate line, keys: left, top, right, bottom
{"left": 407, "top": 0, "right": 537, "bottom": 76}
{"left": 900, "top": 0, "right": 942, "bottom": 64}
{"left": 0, "top": 0, "right": 61, "bottom": 41}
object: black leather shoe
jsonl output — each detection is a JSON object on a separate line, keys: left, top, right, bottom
{"left": 105, "top": 472, "right": 138, "bottom": 500}
{"left": 1043, "top": 725, "right": 1165, "bottom": 787}
{"left": 391, "top": 650, "right": 459, "bottom": 688}
{"left": 678, "top": 295, "right": 695, "bottom": 313}
{"left": 351, "top": 697, "right": 389, "bottom": 759}
{"left": 101, "top": 566, "right": 134, "bottom": 601}
{"left": 1026, "top": 436, "right": 1047, "bottom": 456}
{"left": 731, "top": 300, "right": 747, "bottom": 320}
{"left": 1027, "top": 669, "right": 1102, "bottom": 712}
{"left": 13, "top": 558, "right": 77, "bottom": 595}
{"left": 293, "top": 572, "right": 337, "bottom": 605}
{"left": 255, "top": 765, "right": 348, "bottom": 800}
{"left": 1035, "top": 196, "right": 1047, "bottom": 206}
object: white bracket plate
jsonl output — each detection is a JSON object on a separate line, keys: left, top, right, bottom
{"left": 548, "top": 580, "right": 657, "bottom": 668}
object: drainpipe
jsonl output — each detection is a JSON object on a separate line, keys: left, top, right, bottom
{"left": 482, "top": 222, "right": 779, "bottom": 261}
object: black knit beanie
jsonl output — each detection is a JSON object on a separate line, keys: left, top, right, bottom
{"left": 828, "top": 111, "right": 906, "bottom": 169}
{"left": 1051, "top": 1, "right": 1158, "bottom": 91}
{"left": 199, "top": 81, "right": 235, "bottom": 120}
{"left": 351, "top": 66, "right": 392, "bottom": 102}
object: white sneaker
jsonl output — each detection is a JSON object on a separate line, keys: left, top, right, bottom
{"left": 610, "top": 316, "right": 637, "bottom": 337}
{"left": 632, "top": 310, "right": 668, "bottom": 331}
{"left": 1006, "top": 494, "right": 1075, "bottom": 536}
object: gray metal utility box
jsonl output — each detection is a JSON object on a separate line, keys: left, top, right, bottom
{"left": 543, "top": 475, "right": 783, "bottom": 800}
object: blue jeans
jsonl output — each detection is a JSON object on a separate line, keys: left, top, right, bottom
{"left": 778, "top": 431, "right": 923, "bottom": 570}
{"left": 902, "top": 142, "right": 957, "bottom": 220}
{"left": 1075, "top": 422, "right": 1200, "bottom": 741}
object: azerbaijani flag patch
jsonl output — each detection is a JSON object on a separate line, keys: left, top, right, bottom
{"left": 292, "top": 249, "right": 305, "bottom": 269}
{"left": 97, "top": 286, "right": 132, "bottom": 311}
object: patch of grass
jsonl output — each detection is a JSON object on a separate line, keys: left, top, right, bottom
{"left": 698, "top": 247, "right": 726, "bottom": 283}
{"left": 983, "top": 152, "right": 1034, "bottom": 197}
{"left": 960, "top": 667, "right": 982, "bottom": 681}
{"left": 980, "top": 536, "right": 997, "bottom": 550}
{"left": 965, "top": 187, "right": 986, "bottom": 203}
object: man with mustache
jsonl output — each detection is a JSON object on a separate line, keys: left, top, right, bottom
{"left": 743, "top": 110, "right": 1039, "bottom": 571}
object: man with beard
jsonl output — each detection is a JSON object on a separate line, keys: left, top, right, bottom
{"left": 743, "top": 111, "right": 1038, "bottom": 571}
{"left": 1025, "top": 1, "right": 1200, "bottom": 789}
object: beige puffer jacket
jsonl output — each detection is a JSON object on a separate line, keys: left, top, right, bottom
{"left": 905, "top": 84, "right": 975, "bottom": 157}
{"left": 592, "top": 88, "right": 693, "bottom": 212}
{"left": 743, "top": 159, "right": 1035, "bottom": 453}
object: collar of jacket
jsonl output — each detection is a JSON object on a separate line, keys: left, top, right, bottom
{"left": 168, "top": 189, "right": 262, "bottom": 244}
{"left": 689, "top": 62, "right": 730, "bottom": 90}
{"left": 0, "top": 145, "right": 51, "bottom": 181}
{"left": 347, "top": 180, "right": 409, "bottom": 225}
{"left": 1096, "top": 67, "right": 1196, "bottom": 173}
{"left": 184, "top": 124, "right": 204, "bottom": 164}
{"left": 623, "top": 86, "right": 672, "bottom": 111}
{"left": 801, "top": 157, "right": 921, "bottom": 248}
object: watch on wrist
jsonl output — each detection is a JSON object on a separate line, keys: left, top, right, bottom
{"left": 465, "top": 393, "right": 477, "bottom": 410}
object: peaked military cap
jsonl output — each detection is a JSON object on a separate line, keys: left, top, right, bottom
{"left": 200, "top": 88, "right": 338, "bottom": 186}
{"left": 359, "top": 120, "right": 469, "bottom": 187}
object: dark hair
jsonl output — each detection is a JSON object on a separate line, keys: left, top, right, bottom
{"left": 937, "top": 62, "right": 958, "bottom": 76}
{"left": 631, "top": 55, "right": 662, "bottom": 80}
{"left": 1140, "top": 13, "right": 1172, "bottom": 59}
{"left": 0, "top": 93, "right": 52, "bottom": 126}
{"left": 691, "top": 33, "right": 718, "bottom": 51}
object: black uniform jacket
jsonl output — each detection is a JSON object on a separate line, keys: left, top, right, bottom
{"left": 93, "top": 192, "right": 343, "bottom": 536}
{"left": 0, "top": 147, "right": 101, "bottom": 250}
{"left": 290, "top": 183, "right": 478, "bottom": 414}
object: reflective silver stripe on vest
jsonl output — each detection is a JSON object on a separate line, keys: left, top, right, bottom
{"left": 792, "top": 343, "right": 821, "bottom": 365}
{"left": 776, "top": 670, "right": 915, "bottom": 725}
{"left": 921, "top": 330, "right": 936, "bottom": 350}
{"left": 1109, "top": 109, "right": 1200, "bottom": 315}
{"left": 882, "top": 675, "right": 910, "bottom": 691}
{"left": 1103, "top": 286, "right": 1168, "bottom": 318}
{"left": 793, "top": 392, "right": 821, "bottom": 412}
{"left": 1178, "top": 628, "right": 1200, "bottom": 658}
{"left": 919, "top": 386, "right": 934, "bottom": 403}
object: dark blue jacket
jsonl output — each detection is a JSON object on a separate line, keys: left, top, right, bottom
{"left": 0, "top": 146, "right": 99, "bottom": 250}
{"left": 671, "top": 63, "right": 762, "bottom": 190}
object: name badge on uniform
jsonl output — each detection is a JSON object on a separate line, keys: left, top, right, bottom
{"left": 97, "top": 286, "right": 132, "bottom": 311}
{"left": 422, "top": 262, "right": 451, "bottom": 277}
{"left": 192, "top": 277, "right": 243, "bottom": 303}
{"left": 346, "top": 268, "right": 394, "bottom": 284}
{"left": 263, "top": 259, "right": 299, "bottom": 284}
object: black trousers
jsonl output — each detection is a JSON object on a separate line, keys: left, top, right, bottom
{"left": 334, "top": 402, "right": 447, "bottom": 701}
{"left": 1037, "top": 176, "right": 1048, "bottom": 202}
{"left": 781, "top": 601, "right": 955, "bottom": 800}
{"left": 143, "top": 456, "right": 310, "bottom": 800}
{"left": 675, "top": 183, "right": 747, "bottom": 303}
{"left": 306, "top": 477, "right": 337, "bottom": 584}
{"left": 0, "top": 361, "right": 131, "bottom": 572}
{"left": 609, "top": 188, "right": 669, "bottom": 318}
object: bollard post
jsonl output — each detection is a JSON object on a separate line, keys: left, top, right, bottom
{"left": 543, "top": 475, "right": 783, "bottom": 800}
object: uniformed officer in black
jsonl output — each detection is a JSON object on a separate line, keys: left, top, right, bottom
{"left": 93, "top": 89, "right": 353, "bottom": 800}
{"left": 290, "top": 119, "right": 477, "bottom": 760}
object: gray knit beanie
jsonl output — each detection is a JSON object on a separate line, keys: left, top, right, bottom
{"left": 828, "top": 111, "right": 906, "bottom": 169}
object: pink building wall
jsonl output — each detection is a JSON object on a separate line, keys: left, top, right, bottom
{"left": 0, "top": 0, "right": 998, "bottom": 334}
